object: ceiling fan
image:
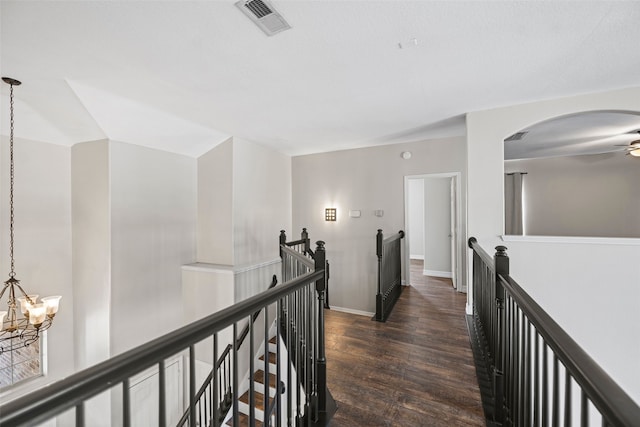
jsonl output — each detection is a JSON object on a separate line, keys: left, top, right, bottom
{"left": 615, "top": 131, "right": 640, "bottom": 157}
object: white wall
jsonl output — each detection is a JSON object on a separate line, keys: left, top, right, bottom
{"left": 197, "top": 138, "right": 234, "bottom": 265}
{"left": 466, "top": 86, "right": 640, "bottom": 313}
{"left": 505, "top": 153, "right": 640, "bottom": 238}
{"left": 0, "top": 137, "right": 74, "bottom": 400}
{"left": 479, "top": 237, "right": 640, "bottom": 405}
{"left": 292, "top": 137, "right": 467, "bottom": 314}
{"left": 466, "top": 87, "right": 640, "bottom": 404}
{"left": 110, "top": 141, "right": 197, "bottom": 355}
{"left": 423, "top": 178, "right": 451, "bottom": 275}
{"left": 466, "top": 86, "right": 640, "bottom": 241}
{"left": 72, "top": 140, "right": 111, "bottom": 369}
{"left": 232, "top": 138, "right": 292, "bottom": 266}
{"left": 407, "top": 179, "right": 424, "bottom": 259}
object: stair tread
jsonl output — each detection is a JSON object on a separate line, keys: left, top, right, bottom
{"left": 258, "top": 351, "right": 277, "bottom": 364}
{"left": 239, "top": 389, "right": 274, "bottom": 410}
{"left": 226, "top": 413, "right": 264, "bottom": 427}
{"left": 253, "top": 370, "right": 278, "bottom": 388}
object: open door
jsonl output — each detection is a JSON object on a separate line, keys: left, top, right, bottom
{"left": 450, "top": 177, "right": 457, "bottom": 289}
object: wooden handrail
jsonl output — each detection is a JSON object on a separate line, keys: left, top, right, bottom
{"left": 0, "top": 270, "right": 324, "bottom": 427}
{"left": 468, "top": 237, "right": 640, "bottom": 426}
{"left": 499, "top": 274, "right": 640, "bottom": 426}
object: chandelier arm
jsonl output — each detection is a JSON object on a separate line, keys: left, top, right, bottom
{"left": 13, "top": 281, "right": 35, "bottom": 304}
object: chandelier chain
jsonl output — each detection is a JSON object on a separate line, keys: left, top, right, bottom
{"left": 8, "top": 83, "right": 15, "bottom": 278}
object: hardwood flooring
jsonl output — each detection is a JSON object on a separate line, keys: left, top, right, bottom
{"left": 326, "top": 260, "right": 486, "bottom": 426}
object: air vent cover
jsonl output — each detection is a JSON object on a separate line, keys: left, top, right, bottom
{"left": 505, "top": 131, "right": 528, "bottom": 142}
{"left": 236, "top": 0, "right": 291, "bottom": 36}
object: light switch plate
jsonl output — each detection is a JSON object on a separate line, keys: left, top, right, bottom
{"left": 349, "top": 210, "right": 361, "bottom": 218}
{"left": 374, "top": 210, "right": 384, "bottom": 217}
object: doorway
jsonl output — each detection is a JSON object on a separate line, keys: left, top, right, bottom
{"left": 404, "top": 173, "right": 462, "bottom": 291}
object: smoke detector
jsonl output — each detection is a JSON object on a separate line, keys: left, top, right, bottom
{"left": 236, "top": 0, "right": 292, "bottom": 36}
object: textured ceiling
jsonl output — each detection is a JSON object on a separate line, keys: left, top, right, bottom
{"left": 1, "top": 1, "right": 640, "bottom": 157}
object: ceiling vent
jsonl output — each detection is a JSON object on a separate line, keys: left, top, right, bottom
{"left": 236, "top": 0, "right": 291, "bottom": 36}
{"left": 505, "top": 131, "right": 528, "bottom": 142}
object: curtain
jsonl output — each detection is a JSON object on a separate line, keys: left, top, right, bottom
{"left": 505, "top": 172, "right": 525, "bottom": 235}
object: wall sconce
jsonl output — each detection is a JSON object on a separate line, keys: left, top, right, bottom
{"left": 325, "top": 208, "right": 337, "bottom": 221}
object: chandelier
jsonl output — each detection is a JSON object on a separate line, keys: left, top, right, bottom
{"left": 0, "top": 77, "right": 61, "bottom": 354}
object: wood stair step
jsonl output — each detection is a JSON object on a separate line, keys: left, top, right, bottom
{"left": 225, "top": 412, "right": 264, "bottom": 427}
{"left": 239, "top": 390, "right": 274, "bottom": 410}
{"left": 258, "top": 351, "right": 277, "bottom": 364}
{"left": 253, "top": 369, "right": 278, "bottom": 389}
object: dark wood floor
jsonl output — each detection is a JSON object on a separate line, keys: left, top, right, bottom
{"left": 325, "top": 259, "right": 486, "bottom": 426}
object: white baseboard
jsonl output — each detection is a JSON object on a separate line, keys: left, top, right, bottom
{"left": 330, "top": 306, "right": 375, "bottom": 318}
{"left": 410, "top": 254, "right": 424, "bottom": 260}
{"left": 423, "top": 269, "right": 452, "bottom": 278}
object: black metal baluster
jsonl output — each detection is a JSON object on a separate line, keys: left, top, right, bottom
{"left": 553, "top": 355, "right": 559, "bottom": 427}
{"left": 581, "top": 389, "right": 588, "bottom": 427}
{"left": 504, "top": 295, "right": 511, "bottom": 423}
{"left": 287, "top": 293, "right": 293, "bottom": 426}
{"left": 306, "top": 284, "right": 312, "bottom": 427}
{"left": 564, "top": 370, "right": 571, "bottom": 427}
{"left": 76, "top": 402, "right": 85, "bottom": 427}
{"left": 189, "top": 345, "right": 196, "bottom": 427}
{"left": 233, "top": 323, "right": 239, "bottom": 425}
{"left": 525, "top": 319, "right": 531, "bottom": 426}
{"left": 159, "top": 360, "right": 166, "bottom": 427}
{"left": 296, "top": 289, "right": 301, "bottom": 422}
{"left": 534, "top": 333, "right": 539, "bottom": 427}
{"left": 212, "top": 334, "right": 219, "bottom": 427}
{"left": 514, "top": 306, "right": 520, "bottom": 424}
{"left": 250, "top": 314, "right": 256, "bottom": 427}
{"left": 305, "top": 286, "right": 318, "bottom": 423}
{"left": 122, "top": 378, "right": 131, "bottom": 427}
{"left": 276, "top": 298, "right": 283, "bottom": 427}
{"left": 264, "top": 305, "right": 271, "bottom": 427}
{"left": 542, "top": 343, "right": 548, "bottom": 427}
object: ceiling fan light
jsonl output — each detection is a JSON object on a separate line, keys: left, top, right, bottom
{"left": 629, "top": 149, "right": 640, "bottom": 157}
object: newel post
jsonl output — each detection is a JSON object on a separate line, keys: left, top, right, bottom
{"left": 375, "top": 230, "right": 384, "bottom": 321}
{"left": 279, "top": 230, "right": 286, "bottom": 259}
{"left": 493, "top": 245, "right": 509, "bottom": 423}
{"left": 301, "top": 227, "right": 309, "bottom": 254}
{"left": 314, "top": 240, "right": 328, "bottom": 414}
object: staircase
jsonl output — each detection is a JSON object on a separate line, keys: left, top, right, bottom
{"left": 223, "top": 323, "right": 301, "bottom": 427}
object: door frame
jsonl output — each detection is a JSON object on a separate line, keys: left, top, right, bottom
{"left": 403, "top": 172, "right": 462, "bottom": 291}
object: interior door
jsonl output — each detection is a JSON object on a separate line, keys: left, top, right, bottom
{"left": 450, "top": 177, "right": 457, "bottom": 289}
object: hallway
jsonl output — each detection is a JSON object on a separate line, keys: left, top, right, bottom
{"left": 326, "top": 260, "right": 486, "bottom": 426}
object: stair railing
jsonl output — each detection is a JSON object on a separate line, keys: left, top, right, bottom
{"left": 0, "top": 260, "right": 329, "bottom": 427}
{"left": 468, "top": 237, "right": 640, "bottom": 426}
{"left": 375, "top": 229, "right": 404, "bottom": 322}
{"left": 280, "top": 229, "right": 329, "bottom": 308}
{"left": 279, "top": 229, "right": 334, "bottom": 425}
{"left": 176, "top": 275, "right": 279, "bottom": 427}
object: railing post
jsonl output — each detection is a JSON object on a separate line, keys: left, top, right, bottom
{"left": 313, "top": 241, "right": 327, "bottom": 416}
{"left": 301, "top": 227, "right": 309, "bottom": 254}
{"left": 375, "top": 229, "right": 383, "bottom": 321}
{"left": 279, "top": 230, "right": 286, "bottom": 258}
{"left": 494, "top": 245, "right": 509, "bottom": 423}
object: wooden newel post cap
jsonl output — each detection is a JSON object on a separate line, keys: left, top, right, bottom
{"left": 468, "top": 237, "right": 477, "bottom": 248}
{"left": 495, "top": 246, "right": 508, "bottom": 256}
{"left": 316, "top": 240, "right": 326, "bottom": 251}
